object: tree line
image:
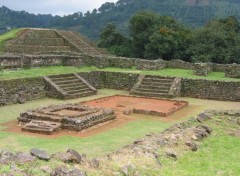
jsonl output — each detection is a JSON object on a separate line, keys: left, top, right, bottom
{"left": 98, "top": 11, "right": 240, "bottom": 64}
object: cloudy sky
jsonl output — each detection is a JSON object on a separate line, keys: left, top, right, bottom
{"left": 0, "top": 0, "right": 118, "bottom": 16}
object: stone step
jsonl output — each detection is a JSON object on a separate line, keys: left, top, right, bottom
{"left": 135, "top": 88, "right": 169, "bottom": 93}
{"left": 15, "top": 38, "right": 66, "bottom": 46}
{"left": 59, "top": 84, "right": 86, "bottom": 90}
{"left": 142, "top": 78, "right": 173, "bottom": 83}
{"left": 141, "top": 82, "right": 172, "bottom": 86}
{"left": 131, "top": 91, "right": 171, "bottom": 98}
{"left": 139, "top": 85, "right": 170, "bottom": 89}
{"left": 65, "top": 91, "right": 96, "bottom": 99}
{"left": 65, "top": 87, "right": 90, "bottom": 94}
{"left": 54, "top": 79, "right": 80, "bottom": 85}
{"left": 48, "top": 74, "right": 75, "bottom": 79}
{"left": 50, "top": 76, "right": 78, "bottom": 81}
{"left": 58, "top": 83, "right": 85, "bottom": 89}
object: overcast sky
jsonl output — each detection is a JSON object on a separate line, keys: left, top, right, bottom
{"left": 0, "top": 0, "right": 118, "bottom": 16}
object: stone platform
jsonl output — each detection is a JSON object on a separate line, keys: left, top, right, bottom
{"left": 18, "top": 104, "right": 116, "bottom": 135}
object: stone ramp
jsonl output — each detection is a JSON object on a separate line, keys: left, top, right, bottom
{"left": 55, "top": 30, "right": 103, "bottom": 56}
{"left": 130, "top": 75, "right": 181, "bottom": 98}
{"left": 22, "top": 120, "right": 62, "bottom": 135}
{"left": 44, "top": 73, "right": 97, "bottom": 99}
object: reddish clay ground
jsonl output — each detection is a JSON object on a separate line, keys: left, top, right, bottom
{"left": 83, "top": 95, "right": 188, "bottom": 117}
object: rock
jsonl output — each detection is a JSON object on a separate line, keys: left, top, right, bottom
{"left": 15, "top": 152, "right": 36, "bottom": 164}
{"left": 89, "top": 158, "right": 100, "bottom": 168}
{"left": 237, "top": 120, "right": 240, "bottom": 126}
{"left": 0, "top": 150, "right": 15, "bottom": 164}
{"left": 166, "top": 149, "right": 177, "bottom": 160}
{"left": 51, "top": 166, "right": 86, "bottom": 176}
{"left": 197, "top": 125, "right": 213, "bottom": 134}
{"left": 196, "top": 113, "right": 210, "bottom": 123}
{"left": 185, "top": 140, "right": 198, "bottom": 151}
{"left": 17, "top": 95, "right": 26, "bottom": 104}
{"left": 133, "top": 139, "right": 144, "bottom": 144}
{"left": 66, "top": 149, "right": 82, "bottom": 163}
{"left": 30, "top": 148, "right": 50, "bottom": 161}
{"left": 121, "top": 163, "right": 136, "bottom": 175}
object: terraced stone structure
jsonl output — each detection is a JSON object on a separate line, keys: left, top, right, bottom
{"left": 3, "top": 28, "right": 108, "bottom": 55}
{"left": 18, "top": 103, "right": 116, "bottom": 135}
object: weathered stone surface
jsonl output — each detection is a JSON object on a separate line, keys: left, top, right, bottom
{"left": 89, "top": 158, "right": 100, "bottom": 168}
{"left": 185, "top": 140, "right": 198, "bottom": 151}
{"left": 66, "top": 149, "right": 82, "bottom": 163}
{"left": 30, "top": 148, "right": 50, "bottom": 161}
{"left": 196, "top": 113, "right": 210, "bottom": 123}
{"left": 165, "top": 149, "right": 178, "bottom": 159}
{"left": 0, "top": 150, "right": 15, "bottom": 164}
{"left": 51, "top": 166, "right": 86, "bottom": 176}
{"left": 15, "top": 153, "right": 36, "bottom": 164}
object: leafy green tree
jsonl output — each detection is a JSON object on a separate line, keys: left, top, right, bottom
{"left": 98, "top": 23, "right": 132, "bottom": 57}
{"left": 130, "top": 11, "right": 190, "bottom": 60}
{"left": 129, "top": 11, "right": 160, "bottom": 58}
{"left": 189, "top": 16, "right": 240, "bottom": 64}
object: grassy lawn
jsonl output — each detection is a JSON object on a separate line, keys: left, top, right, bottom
{"left": 0, "top": 66, "right": 239, "bottom": 81}
{"left": 0, "top": 28, "right": 23, "bottom": 53}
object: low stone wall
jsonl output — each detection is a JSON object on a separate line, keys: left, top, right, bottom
{"left": 182, "top": 79, "right": 240, "bottom": 101}
{"left": 101, "top": 72, "right": 139, "bottom": 90}
{"left": 225, "top": 64, "right": 240, "bottom": 78}
{"left": 135, "top": 59, "right": 166, "bottom": 70}
{"left": 0, "top": 54, "right": 85, "bottom": 69}
{"left": 0, "top": 77, "right": 46, "bottom": 106}
{"left": 165, "top": 60, "right": 195, "bottom": 69}
{"left": 193, "top": 63, "right": 212, "bottom": 76}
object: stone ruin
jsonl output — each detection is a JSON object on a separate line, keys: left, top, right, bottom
{"left": 18, "top": 103, "right": 116, "bottom": 135}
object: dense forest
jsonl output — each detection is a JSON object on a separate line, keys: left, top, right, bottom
{"left": 99, "top": 11, "right": 240, "bottom": 64}
{"left": 1, "top": 0, "right": 240, "bottom": 39}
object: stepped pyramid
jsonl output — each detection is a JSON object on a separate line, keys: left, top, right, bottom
{"left": 3, "top": 28, "right": 109, "bottom": 55}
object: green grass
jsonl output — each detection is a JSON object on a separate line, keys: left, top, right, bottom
{"left": 159, "top": 117, "right": 240, "bottom": 176}
{"left": 0, "top": 28, "right": 23, "bottom": 53}
{"left": 0, "top": 66, "right": 239, "bottom": 82}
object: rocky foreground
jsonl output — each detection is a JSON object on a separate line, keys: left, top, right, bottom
{"left": 0, "top": 110, "right": 240, "bottom": 176}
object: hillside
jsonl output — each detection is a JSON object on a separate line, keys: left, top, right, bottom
{"left": 1, "top": 0, "right": 240, "bottom": 39}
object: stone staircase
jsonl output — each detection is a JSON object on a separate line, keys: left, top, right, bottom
{"left": 130, "top": 75, "right": 178, "bottom": 98}
{"left": 55, "top": 30, "right": 102, "bottom": 56}
{"left": 44, "top": 73, "right": 97, "bottom": 99}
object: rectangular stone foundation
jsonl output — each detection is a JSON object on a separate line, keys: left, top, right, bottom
{"left": 18, "top": 104, "right": 116, "bottom": 134}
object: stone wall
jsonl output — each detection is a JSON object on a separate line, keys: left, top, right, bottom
{"left": 135, "top": 59, "right": 166, "bottom": 70}
{"left": 181, "top": 79, "right": 240, "bottom": 101}
{"left": 101, "top": 72, "right": 139, "bottom": 90}
{"left": 165, "top": 60, "right": 194, "bottom": 69}
{"left": 193, "top": 63, "right": 212, "bottom": 76}
{"left": 0, "top": 77, "right": 46, "bottom": 106}
{"left": 225, "top": 64, "right": 240, "bottom": 78}
{"left": 0, "top": 54, "right": 85, "bottom": 69}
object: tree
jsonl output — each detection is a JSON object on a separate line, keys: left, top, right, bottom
{"left": 129, "top": 11, "right": 160, "bottom": 58}
{"left": 98, "top": 23, "right": 132, "bottom": 57}
{"left": 189, "top": 16, "right": 240, "bottom": 64}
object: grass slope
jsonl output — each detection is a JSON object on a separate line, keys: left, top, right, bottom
{"left": 0, "top": 28, "right": 22, "bottom": 53}
{"left": 0, "top": 66, "right": 239, "bottom": 82}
